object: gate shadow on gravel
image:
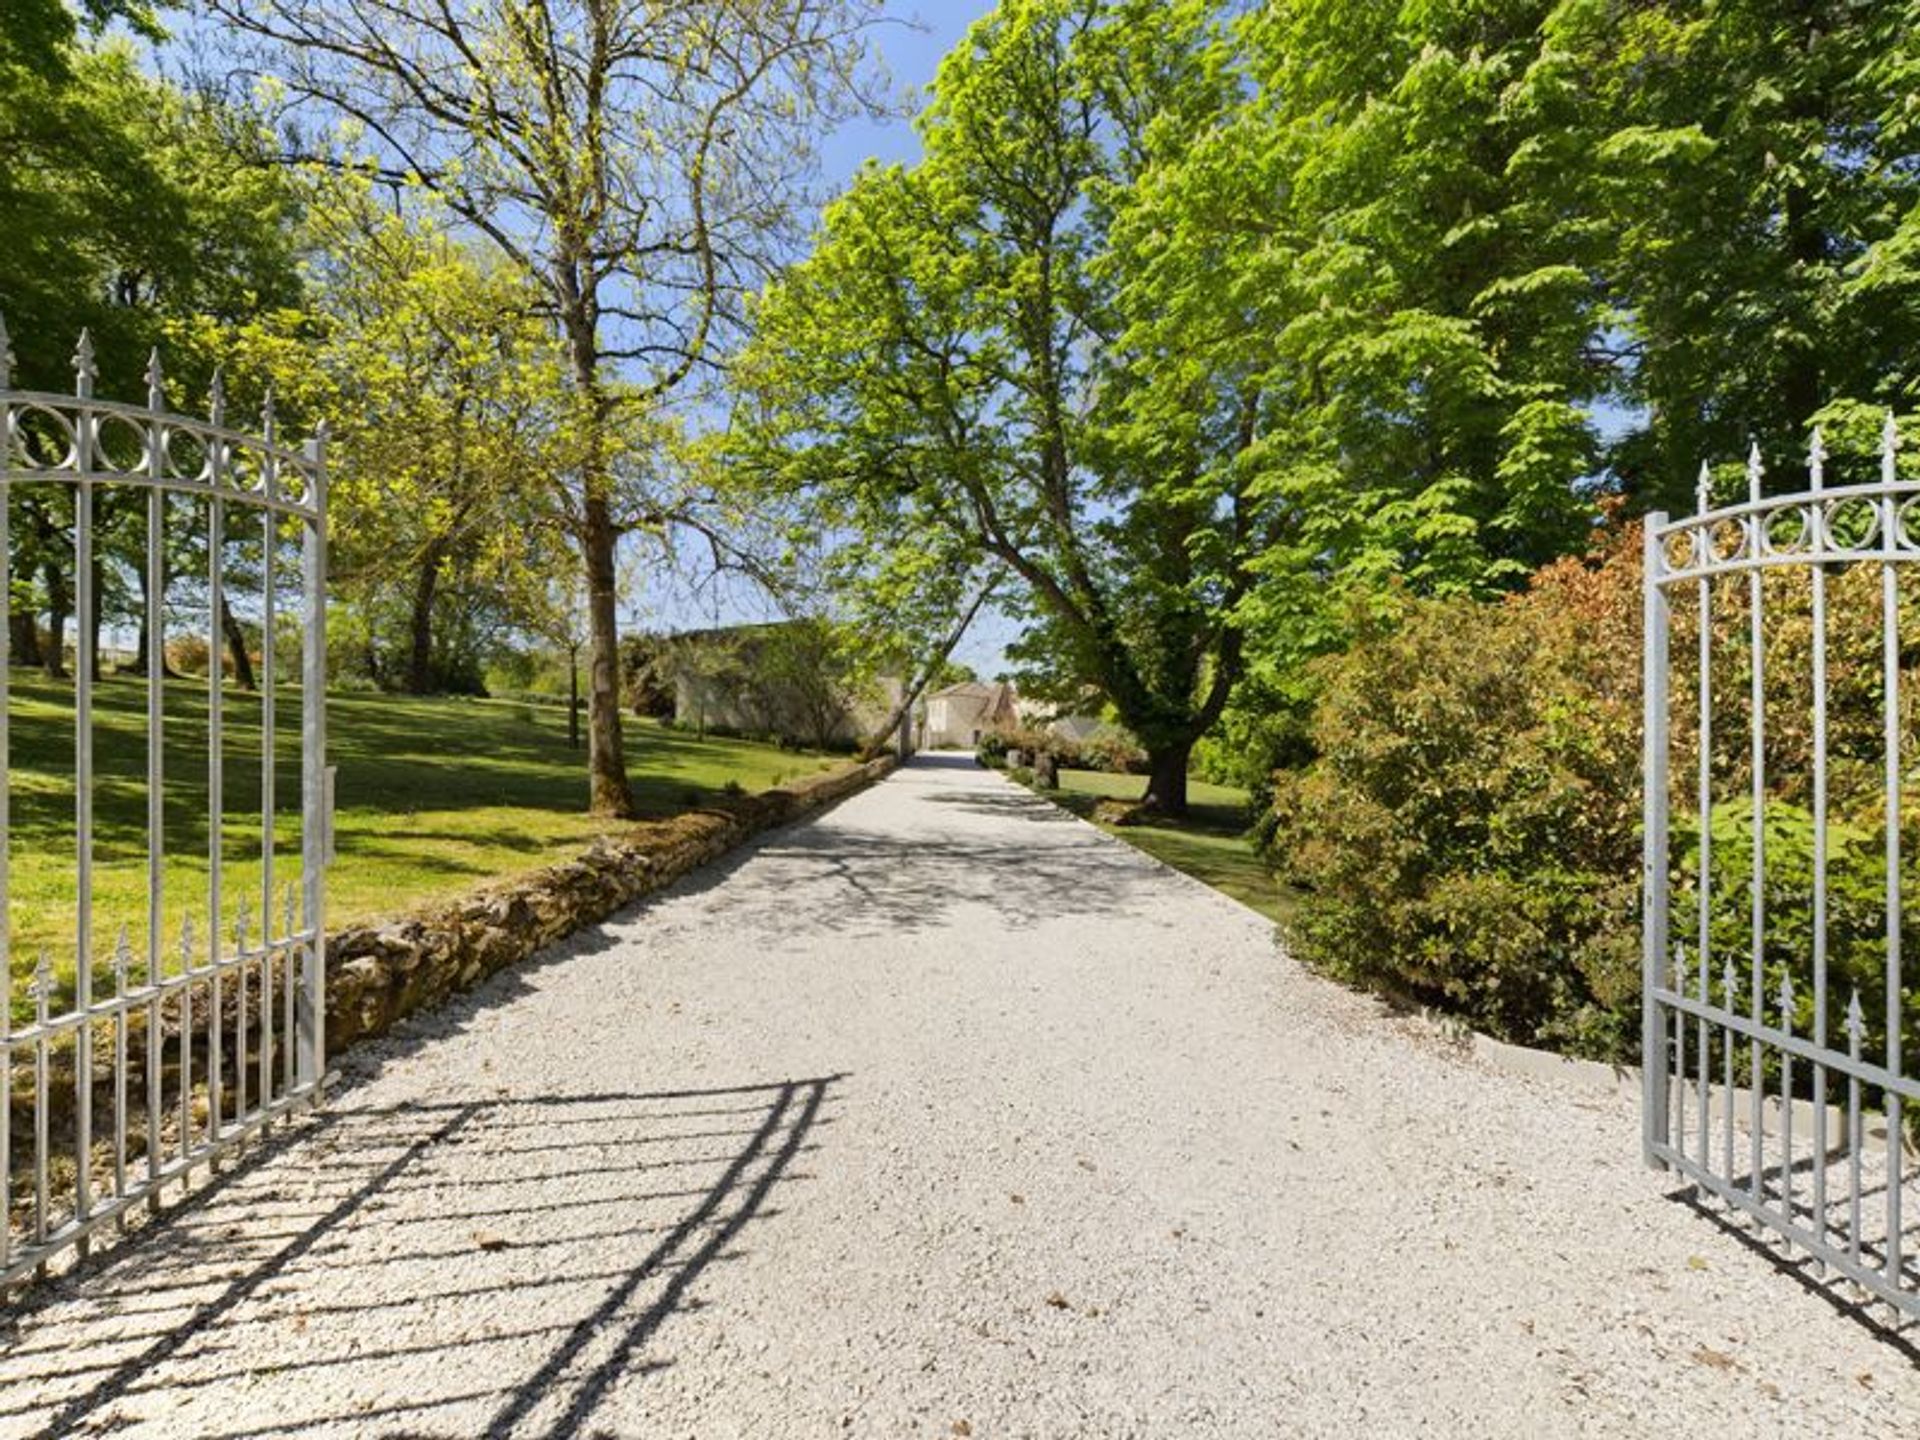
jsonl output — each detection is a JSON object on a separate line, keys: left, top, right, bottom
{"left": 0, "top": 1077, "right": 837, "bottom": 1439}
{"left": 1668, "top": 1181, "right": 1920, "bottom": 1363}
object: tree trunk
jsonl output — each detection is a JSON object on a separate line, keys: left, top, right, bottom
{"left": 1139, "top": 740, "right": 1192, "bottom": 820}
{"left": 42, "top": 559, "right": 68, "bottom": 679}
{"left": 406, "top": 540, "right": 444, "bottom": 695}
{"left": 220, "top": 596, "right": 257, "bottom": 691}
{"left": 124, "top": 551, "right": 179, "bottom": 677}
{"left": 85, "top": 554, "right": 104, "bottom": 681}
{"left": 10, "top": 608, "right": 42, "bottom": 668}
{"left": 582, "top": 494, "right": 634, "bottom": 817}
{"left": 568, "top": 644, "right": 581, "bottom": 751}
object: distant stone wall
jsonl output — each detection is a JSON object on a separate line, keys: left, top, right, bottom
{"left": 327, "top": 754, "right": 897, "bottom": 1049}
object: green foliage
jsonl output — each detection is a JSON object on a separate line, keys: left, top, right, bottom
{"left": 1527, "top": 0, "right": 1920, "bottom": 507}
{"left": 1267, "top": 527, "right": 1643, "bottom": 1056}
{"left": 739, "top": 0, "right": 1266, "bottom": 807}
{"left": 1269, "top": 515, "right": 1920, "bottom": 1065}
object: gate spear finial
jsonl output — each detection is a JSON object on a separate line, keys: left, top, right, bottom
{"left": 0, "top": 311, "right": 13, "bottom": 390}
{"left": 1883, "top": 412, "right": 1901, "bottom": 486}
{"left": 1747, "top": 441, "right": 1764, "bottom": 503}
{"left": 73, "top": 329, "right": 96, "bottom": 400}
{"left": 1696, "top": 460, "right": 1712, "bottom": 515}
{"left": 1809, "top": 427, "right": 1826, "bottom": 492}
{"left": 146, "top": 348, "right": 166, "bottom": 412}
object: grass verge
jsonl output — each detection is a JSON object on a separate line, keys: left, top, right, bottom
{"left": 1024, "top": 767, "right": 1301, "bottom": 927}
{"left": 8, "top": 675, "right": 846, "bottom": 1002}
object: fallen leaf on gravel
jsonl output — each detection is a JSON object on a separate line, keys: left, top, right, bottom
{"left": 1076, "top": 1158, "right": 1096, "bottom": 1172}
{"left": 1857, "top": 1371, "right": 1874, "bottom": 1389}
{"left": 473, "top": 1230, "right": 509, "bottom": 1252}
{"left": 1691, "top": 1347, "right": 1737, "bottom": 1371}
{"left": 1009, "top": 1193, "right": 1025, "bottom": 1205}
{"left": 952, "top": 1422, "right": 972, "bottom": 1436}
{"left": 1044, "top": 1291, "right": 1070, "bottom": 1309}
{"left": 1686, "top": 1255, "right": 1709, "bottom": 1271}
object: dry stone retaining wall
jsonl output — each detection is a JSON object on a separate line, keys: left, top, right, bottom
{"left": 10, "top": 756, "right": 897, "bottom": 1158}
{"left": 327, "top": 756, "right": 898, "bottom": 1049}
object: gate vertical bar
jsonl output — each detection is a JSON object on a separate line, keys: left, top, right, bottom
{"left": 1809, "top": 430, "right": 1830, "bottom": 1253}
{"left": 1747, "top": 445, "right": 1766, "bottom": 1206}
{"left": 299, "top": 427, "right": 327, "bottom": 1090}
{"left": 144, "top": 351, "right": 165, "bottom": 1198}
{"left": 1696, "top": 466, "right": 1713, "bottom": 1175}
{"left": 0, "top": 317, "right": 11, "bottom": 1274}
{"left": 73, "top": 332, "right": 95, "bottom": 1239}
{"left": 1644, "top": 513, "right": 1673, "bottom": 1164}
{"left": 207, "top": 373, "right": 225, "bottom": 1147}
{"left": 1881, "top": 414, "right": 1903, "bottom": 1286}
{"left": 259, "top": 394, "right": 276, "bottom": 1113}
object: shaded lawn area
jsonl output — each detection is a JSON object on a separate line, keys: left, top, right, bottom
{"left": 1034, "top": 767, "right": 1300, "bottom": 928}
{"left": 7, "top": 675, "right": 845, "bottom": 1004}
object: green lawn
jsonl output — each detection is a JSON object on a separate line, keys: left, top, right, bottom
{"left": 7, "top": 675, "right": 844, "bottom": 1006}
{"left": 1033, "top": 767, "right": 1300, "bottom": 927}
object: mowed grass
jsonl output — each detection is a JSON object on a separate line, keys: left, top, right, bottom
{"left": 7, "top": 674, "right": 843, "bottom": 1007}
{"left": 1036, "top": 767, "right": 1301, "bottom": 927}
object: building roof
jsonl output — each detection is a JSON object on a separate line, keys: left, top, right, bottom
{"left": 928, "top": 680, "right": 1003, "bottom": 701}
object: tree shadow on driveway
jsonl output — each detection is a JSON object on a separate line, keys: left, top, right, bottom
{"left": 667, "top": 821, "right": 1177, "bottom": 938}
{"left": 0, "top": 1076, "right": 837, "bottom": 1439}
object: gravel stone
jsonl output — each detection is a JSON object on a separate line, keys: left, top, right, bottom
{"left": 1, "top": 754, "right": 1916, "bottom": 1437}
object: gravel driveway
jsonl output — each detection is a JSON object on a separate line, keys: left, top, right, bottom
{"left": 2, "top": 754, "right": 1916, "bottom": 1437}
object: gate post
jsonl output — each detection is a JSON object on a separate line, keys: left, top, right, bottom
{"left": 1642, "top": 514, "right": 1672, "bottom": 1166}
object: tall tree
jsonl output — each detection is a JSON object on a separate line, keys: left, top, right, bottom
{"left": 740, "top": 0, "right": 1258, "bottom": 815}
{"left": 1528, "top": 0, "right": 1920, "bottom": 502}
{"left": 208, "top": 0, "right": 885, "bottom": 816}
{"left": 1122, "top": 0, "right": 1609, "bottom": 758}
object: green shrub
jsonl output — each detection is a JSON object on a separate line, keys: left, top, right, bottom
{"left": 1266, "top": 519, "right": 1920, "bottom": 1066}
{"left": 1266, "top": 527, "right": 1643, "bottom": 1057}
{"left": 1007, "top": 764, "right": 1035, "bottom": 786}
{"left": 1080, "top": 731, "right": 1148, "bottom": 775}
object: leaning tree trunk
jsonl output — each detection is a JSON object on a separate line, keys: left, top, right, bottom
{"left": 1139, "top": 739, "right": 1193, "bottom": 820}
{"left": 124, "top": 550, "right": 180, "bottom": 677}
{"left": 562, "top": 291, "right": 635, "bottom": 818}
{"left": 220, "top": 596, "right": 257, "bottom": 691}
{"left": 857, "top": 578, "right": 998, "bottom": 763}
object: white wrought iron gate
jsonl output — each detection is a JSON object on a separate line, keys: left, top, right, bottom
{"left": 0, "top": 318, "right": 328, "bottom": 1286}
{"left": 1643, "top": 421, "right": 1917, "bottom": 1317}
